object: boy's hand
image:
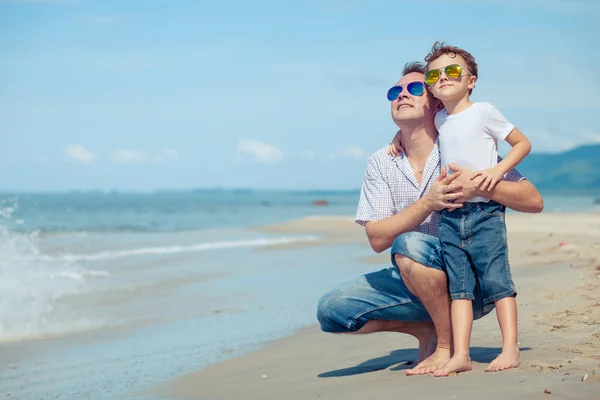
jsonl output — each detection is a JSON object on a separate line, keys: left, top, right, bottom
{"left": 386, "top": 130, "right": 404, "bottom": 158}
{"left": 471, "top": 167, "right": 503, "bottom": 192}
{"left": 386, "top": 143, "right": 403, "bottom": 158}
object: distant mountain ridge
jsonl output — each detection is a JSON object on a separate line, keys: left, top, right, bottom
{"left": 516, "top": 144, "right": 600, "bottom": 191}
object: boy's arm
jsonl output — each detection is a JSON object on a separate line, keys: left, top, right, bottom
{"left": 450, "top": 163, "right": 543, "bottom": 213}
{"left": 494, "top": 127, "right": 532, "bottom": 177}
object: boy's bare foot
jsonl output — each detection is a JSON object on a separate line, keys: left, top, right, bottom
{"left": 485, "top": 346, "right": 520, "bottom": 372}
{"left": 433, "top": 353, "right": 472, "bottom": 377}
{"left": 406, "top": 347, "right": 451, "bottom": 375}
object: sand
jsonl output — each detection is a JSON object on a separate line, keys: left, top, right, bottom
{"left": 150, "top": 213, "right": 600, "bottom": 400}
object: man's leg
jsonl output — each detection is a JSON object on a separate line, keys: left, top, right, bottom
{"left": 357, "top": 320, "right": 437, "bottom": 363}
{"left": 392, "top": 232, "right": 453, "bottom": 375}
{"left": 393, "top": 256, "right": 452, "bottom": 374}
{"left": 317, "top": 264, "right": 438, "bottom": 362}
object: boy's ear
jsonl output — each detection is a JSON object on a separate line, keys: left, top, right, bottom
{"left": 468, "top": 76, "right": 477, "bottom": 90}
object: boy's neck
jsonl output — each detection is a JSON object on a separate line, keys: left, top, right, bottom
{"left": 442, "top": 95, "right": 473, "bottom": 115}
{"left": 399, "top": 122, "right": 438, "bottom": 161}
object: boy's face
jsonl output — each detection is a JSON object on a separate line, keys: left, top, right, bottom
{"left": 391, "top": 72, "right": 439, "bottom": 126}
{"left": 426, "top": 53, "right": 476, "bottom": 102}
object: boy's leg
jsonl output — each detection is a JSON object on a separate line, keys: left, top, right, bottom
{"left": 434, "top": 207, "right": 478, "bottom": 376}
{"left": 485, "top": 296, "right": 520, "bottom": 371}
{"left": 434, "top": 299, "right": 473, "bottom": 376}
{"left": 469, "top": 201, "right": 520, "bottom": 372}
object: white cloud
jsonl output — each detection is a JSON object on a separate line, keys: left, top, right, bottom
{"left": 111, "top": 148, "right": 178, "bottom": 164}
{"left": 341, "top": 146, "right": 365, "bottom": 160}
{"left": 164, "top": 148, "right": 178, "bottom": 159}
{"left": 236, "top": 139, "right": 283, "bottom": 163}
{"left": 302, "top": 150, "right": 316, "bottom": 159}
{"left": 65, "top": 145, "right": 96, "bottom": 164}
{"left": 112, "top": 149, "right": 147, "bottom": 163}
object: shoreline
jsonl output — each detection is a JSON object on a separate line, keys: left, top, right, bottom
{"left": 146, "top": 212, "right": 600, "bottom": 399}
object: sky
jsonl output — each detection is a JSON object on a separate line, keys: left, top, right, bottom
{"left": 1, "top": 0, "right": 599, "bottom": 191}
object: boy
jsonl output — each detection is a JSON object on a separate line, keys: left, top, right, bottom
{"left": 389, "top": 42, "right": 531, "bottom": 376}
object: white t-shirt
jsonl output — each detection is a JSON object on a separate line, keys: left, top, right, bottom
{"left": 435, "top": 102, "right": 515, "bottom": 203}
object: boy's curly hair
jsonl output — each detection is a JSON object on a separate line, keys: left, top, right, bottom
{"left": 424, "top": 41, "right": 478, "bottom": 78}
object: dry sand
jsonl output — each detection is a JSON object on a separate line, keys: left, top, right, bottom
{"left": 151, "top": 213, "right": 600, "bottom": 400}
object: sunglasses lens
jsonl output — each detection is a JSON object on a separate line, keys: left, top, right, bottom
{"left": 407, "top": 82, "right": 425, "bottom": 96}
{"left": 424, "top": 70, "right": 440, "bottom": 85}
{"left": 446, "top": 64, "right": 462, "bottom": 78}
{"left": 387, "top": 86, "right": 402, "bottom": 101}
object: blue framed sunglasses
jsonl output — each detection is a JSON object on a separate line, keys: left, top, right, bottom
{"left": 386, "top": 81, "right": 425, "bottom": 101}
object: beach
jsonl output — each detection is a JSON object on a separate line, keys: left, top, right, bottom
{"left": 1, "top": 197, "right": 600, "bottom": 399}
{"left": 149, "top": 213, "right": 600, "bottom": 400}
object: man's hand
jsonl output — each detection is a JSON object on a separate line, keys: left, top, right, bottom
{"left": 471, "top": 166, "right": 504, "bottom": 191}
{"left": 448, "top": 163, "right": 483, "bottom": 202}
{"left": 424, "top": 167, "right": 464, "bottom": 212}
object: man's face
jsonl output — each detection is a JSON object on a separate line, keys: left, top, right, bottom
{"left": 426, "top": 53, "right": 476, "bottom": 102}
{"left": 390, "top": 72, "right": 438, "bottom": 126}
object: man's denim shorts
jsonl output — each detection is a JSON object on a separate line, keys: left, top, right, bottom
{"left": 317, "top": 232, "right": 495, "bottom": 333}
{"left": 439, "top": 200, "right": 517, "bottom": 304}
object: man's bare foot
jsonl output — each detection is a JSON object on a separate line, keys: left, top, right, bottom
{"left": 406, "top": 347, "right": 451, "bottom": 375}
{"left": 433, "top": 353, "right": 472, "bottom": 377}
{"left": 417, "top": 331, "right": 438, "bottom": 362}
{"left": 485, "top": 346, "right": 520, "bottom": 372}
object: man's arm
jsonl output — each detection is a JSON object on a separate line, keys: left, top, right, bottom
{"left": 485, "top": 179, "right": 543, "bottom": 213}
{"left": 450, "top": 163, "right": 543, "bottom": 213}
{"left": 364, "top": 168, "right": 464, "bottom": 253}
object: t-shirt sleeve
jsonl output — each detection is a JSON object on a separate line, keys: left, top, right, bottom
{"left": 485, "top": 105, "right": 515, "bottom": 141}
{"left": 356, "top": 157, "right": 395, "bottom": 226}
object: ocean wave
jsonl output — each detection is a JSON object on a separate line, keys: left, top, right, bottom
{"left": 0, "top": 203, "right": 109, "bottom": 342}
{"left": 48, "top": 235, "right": 320, "bottom": 262}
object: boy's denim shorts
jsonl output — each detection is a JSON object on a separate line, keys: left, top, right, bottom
{"left": 439, "top": 200, "right": 517, "bottom": 304}
{"left": 317, "top": 231, "right": 495, "bottom": 333}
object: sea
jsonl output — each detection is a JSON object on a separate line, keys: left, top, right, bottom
{"left": 0, "top": 190, "right": 598, "bottom": 399}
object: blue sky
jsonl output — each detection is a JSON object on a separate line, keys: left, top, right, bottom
{"left": 1, "top": 0, "right": 599, "bottom": 191}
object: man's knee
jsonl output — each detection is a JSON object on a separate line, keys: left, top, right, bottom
{"left": 394, "top": 254, "right": 416, "bottom": 273}
{"left": 316, "top": 292, "right": 353, "bottom": 334}
{"left": 394, "top": 254, "right": 447, "bottom": 292}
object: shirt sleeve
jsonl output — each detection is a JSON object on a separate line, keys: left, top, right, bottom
{"left": 355, "top": 157, "right": 395, "bottom": 226}
{"left": 485, "top": 105, "right": 515, "bottom": 141}
{"left": 497, "top": 155, "right": 526, "bottom": 182}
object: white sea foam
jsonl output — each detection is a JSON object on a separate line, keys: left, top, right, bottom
{"left": 41, "top": 235, "right": 320, "bottom": 262}
{"left": 0, "top": 203, "right": 108, "bottom": 342}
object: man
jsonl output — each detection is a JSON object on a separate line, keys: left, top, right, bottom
{"left": 316, "top": 61, "right": 543, "bottom": 375}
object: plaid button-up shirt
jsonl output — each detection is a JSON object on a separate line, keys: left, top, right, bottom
{"left": 356, "top": 139, "right": 525, "bottom": 237}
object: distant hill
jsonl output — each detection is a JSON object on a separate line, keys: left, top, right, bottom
{"left": 517, "top": 144, "right": 600, "bottom": 191}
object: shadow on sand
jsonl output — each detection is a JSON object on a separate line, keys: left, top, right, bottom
{"left": 318, "top": 346, "right": 532, "bottom": 377}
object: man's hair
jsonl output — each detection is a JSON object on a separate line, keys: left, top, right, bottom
{"left": 402, "top": 61, "right": 427, "bottom": 76}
